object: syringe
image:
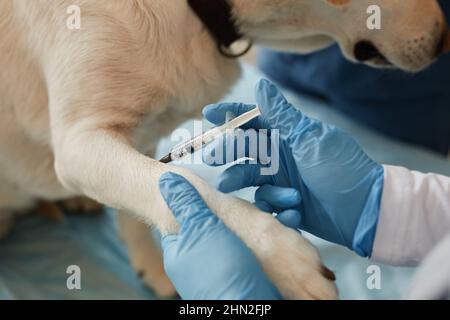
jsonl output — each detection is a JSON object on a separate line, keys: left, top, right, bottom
{"left": 159, "top": 106, "right": 261, "bottom": 163}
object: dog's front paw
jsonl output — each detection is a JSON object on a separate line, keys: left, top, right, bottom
{"left": 118, "top": 214, "right": 177, "bottom": 299}
{"left": 254, "top": 216, "right": 338, "bottom": 300}
{"left": 132, "top": 244, "right": 177, "bottom": 299}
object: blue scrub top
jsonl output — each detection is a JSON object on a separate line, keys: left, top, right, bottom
{"left": 258, "top": 1, "right": 450, "bottom": 155}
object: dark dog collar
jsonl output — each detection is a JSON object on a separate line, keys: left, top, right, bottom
{"left": 188, "top": 0, "right": 252, "bottom": 58}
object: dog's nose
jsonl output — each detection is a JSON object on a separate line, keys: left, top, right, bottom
{"left": 353, "top": 41, "right": 384, "bottom": 62}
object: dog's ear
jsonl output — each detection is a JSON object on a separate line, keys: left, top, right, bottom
{"left": 321, "top": 265, "right": 336, "bottom": 281}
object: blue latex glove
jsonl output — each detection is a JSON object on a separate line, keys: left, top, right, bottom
{"left": 202, "top": 79, "right": 384, "bottom": 257}
{"left": 159, "top": 172, "right": 282, "bottom": 300}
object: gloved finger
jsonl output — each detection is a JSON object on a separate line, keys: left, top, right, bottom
{"left": 203, "top": 103, "right": 267, "bottom": 129}
{"left": 202, "top": 130, "right": 272, "bottom": 167}
{"left": 255, "top": 185, "right": 302, "bottom": 209}
{"left": 217, "top": 164, "right": 272, "bottom": 193}
{"left": 255, "top": 200, "right": 274, "bottom": 213}
{"left": 257, "top": 79, "right": 357, "bottom": 173}
{"left": 159, "top": 172, "right": 219, "bottom": 232}
{"left": 276, "top": 209, "right": 303, "bottom": 229}
{"left": 255, "top": 79, "right": 312, "bottom": 141}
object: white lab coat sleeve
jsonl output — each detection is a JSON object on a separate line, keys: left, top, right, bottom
{"left": 407, "top": 232, "right": 450, "bottom": 299}
{"left": 371, "top": 165, "right": 450, "bottom": 266}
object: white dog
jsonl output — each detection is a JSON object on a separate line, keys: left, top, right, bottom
{"left": 0, "top": 0, "right": 446, "bottom": 299}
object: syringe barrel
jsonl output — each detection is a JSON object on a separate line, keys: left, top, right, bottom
{"left": 168, "top": 106, "right": 261, "bottom": 162}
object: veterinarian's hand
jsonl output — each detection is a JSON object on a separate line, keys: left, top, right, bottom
{"left": 203, "top": 79, "right": 384, "bottom": 257}
{"left": 159, "top": 172, "right": 282, "bottom": 300}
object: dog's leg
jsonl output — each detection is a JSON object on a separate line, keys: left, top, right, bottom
{"left": 118, "top": 148, "right": 176, "bottom": 298}
{"left": 118, "top": 212, "right": 176, "bottom": 298}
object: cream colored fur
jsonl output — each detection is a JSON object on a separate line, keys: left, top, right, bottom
{"left": 0, "top": 0, "right": 445, "bottom": 299}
